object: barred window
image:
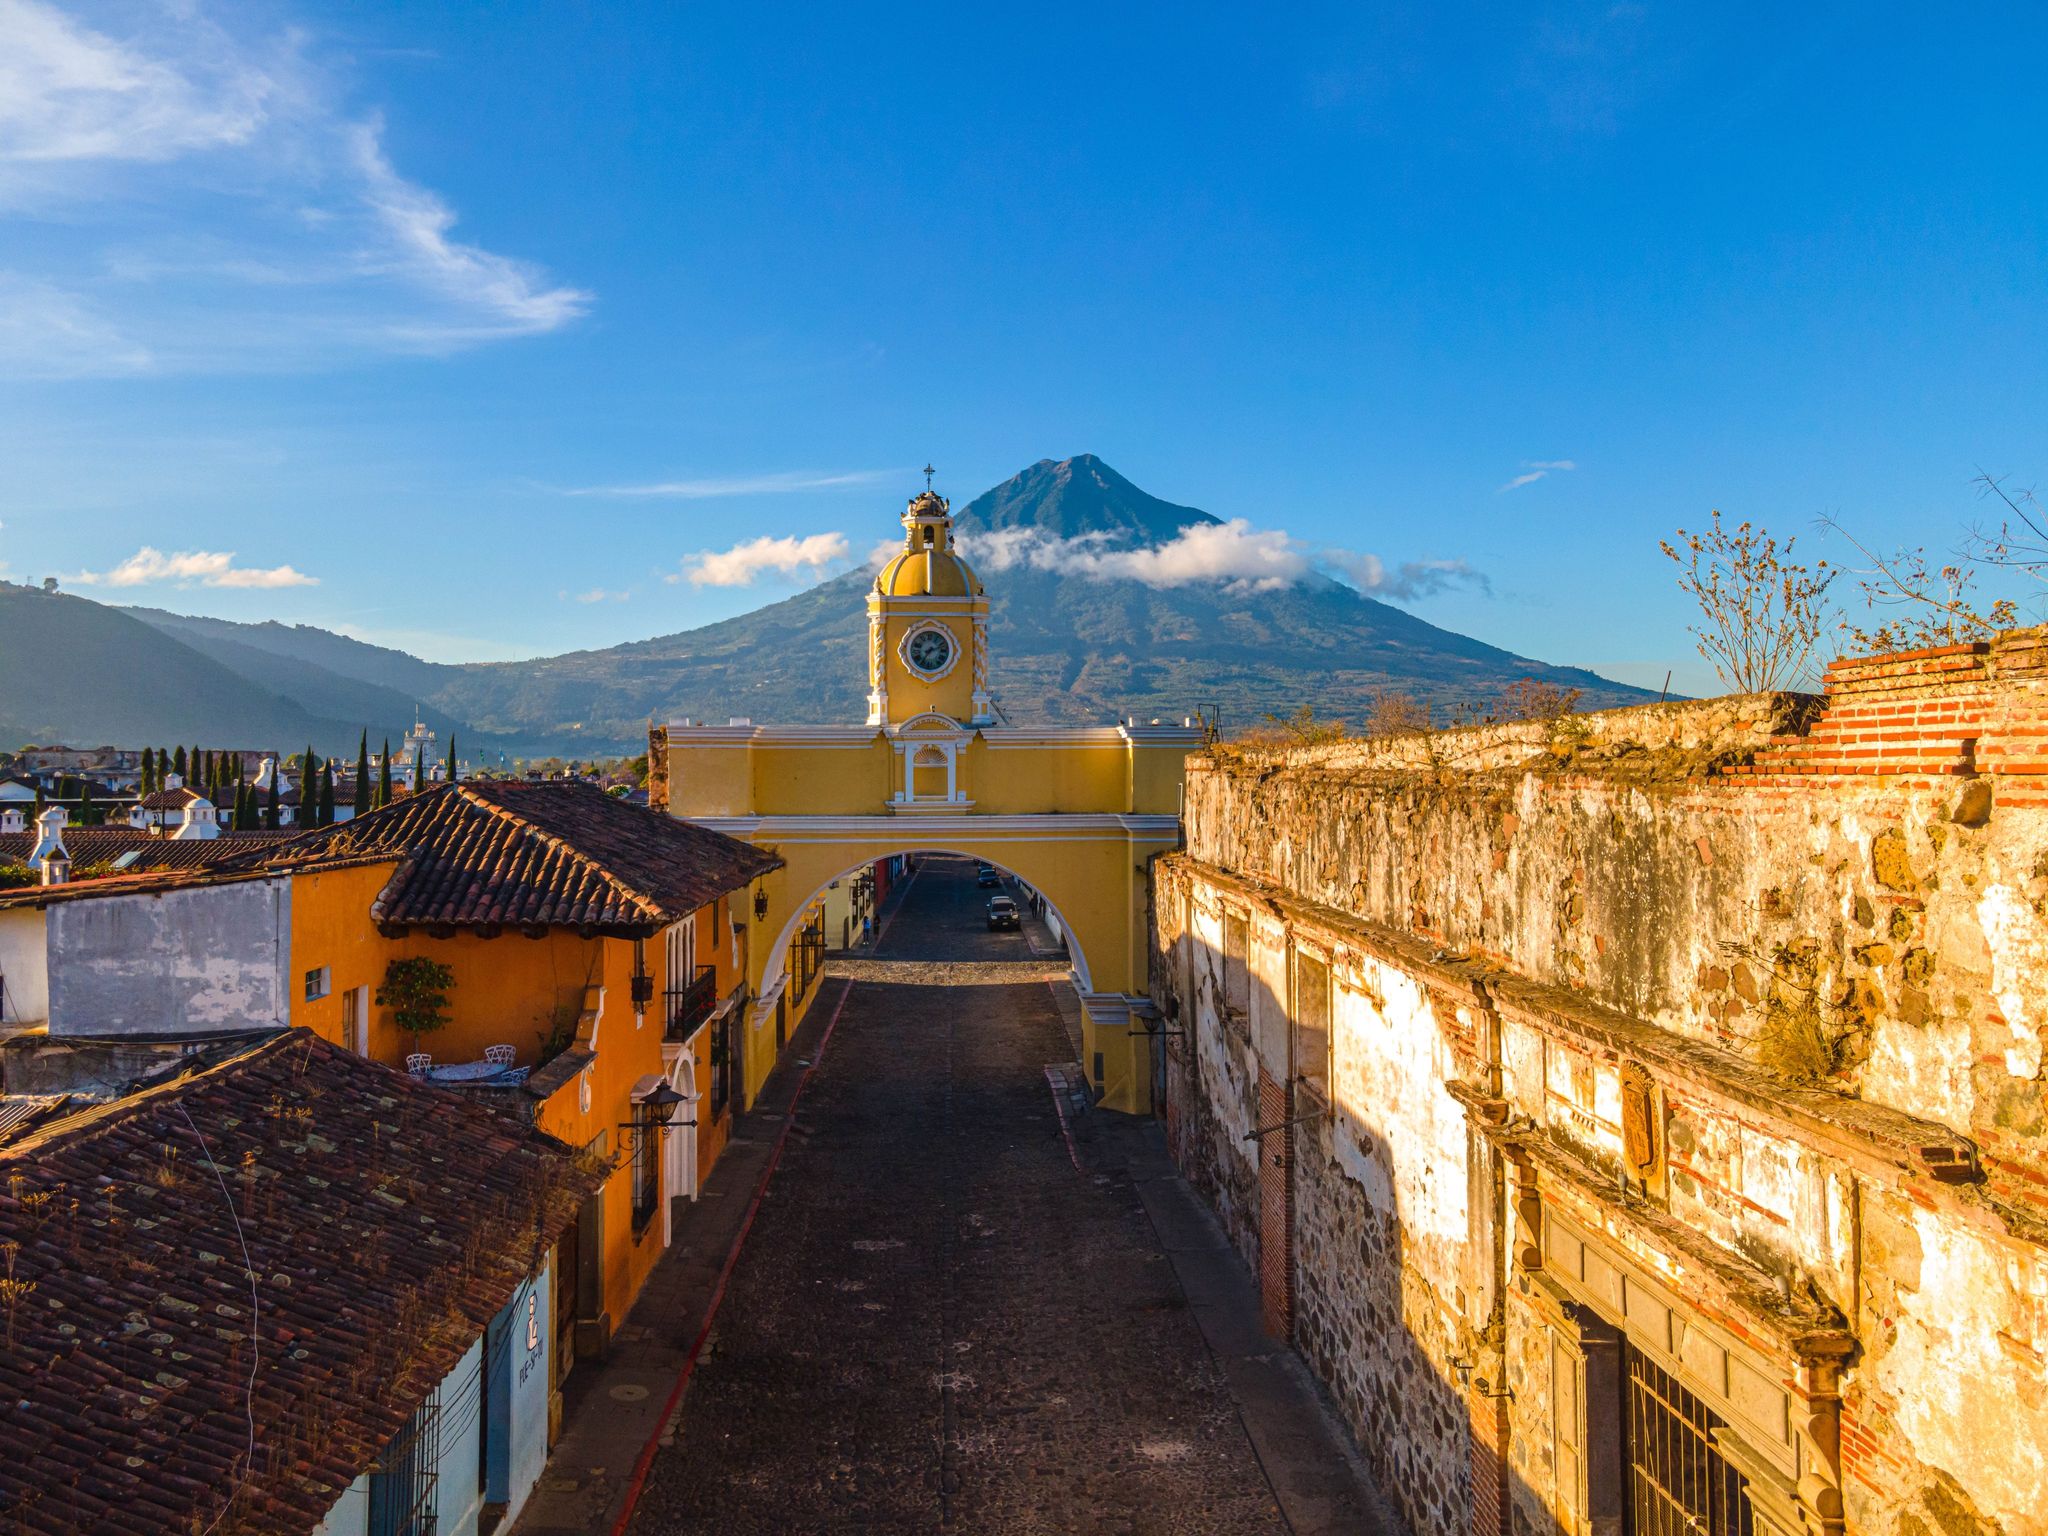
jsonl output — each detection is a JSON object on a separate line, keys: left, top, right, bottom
{"left": 1293, "top": 950, "right": 1331, "bottom": 1096}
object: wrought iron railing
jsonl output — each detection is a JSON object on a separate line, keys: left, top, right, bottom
{"left": 664, "top": 965, "right": 718, "bottom": 1041}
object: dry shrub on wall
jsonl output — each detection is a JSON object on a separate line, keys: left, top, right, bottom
{"left": 1493, "top": 677, "right": 1582, "bottom": 722}
{"left": 1724, "top": 938, "right": 1868, "bottom": 1086}
{"left": 1662, "top": 512, "right": 1837, "bottom": 693}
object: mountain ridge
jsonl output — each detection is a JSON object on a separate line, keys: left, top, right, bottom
{"left": 11, "top": 454, "right": 1652, "bottom": 753}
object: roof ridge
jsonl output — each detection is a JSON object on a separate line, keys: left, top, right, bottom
{"left": 453, "top": 782, "right": 670, "bottom": 924}
{"left": 1, "top": 1031, "right": 296, "bottom": 1157}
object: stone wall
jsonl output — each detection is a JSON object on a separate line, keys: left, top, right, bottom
{"left": 1151, "top": 629, "right": 2048, "bottom": 1536}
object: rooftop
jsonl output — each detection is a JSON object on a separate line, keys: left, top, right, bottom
{"left": 0, "top": 1029, "right": 597, "bottom": 1535}
{"left": 240, "top": 779, "right": 782, "bottom": 935}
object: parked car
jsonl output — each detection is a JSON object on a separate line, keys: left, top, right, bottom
{"left": 976, "top": 863, "right": 1001, "bottom": 888}
{"left": 987, "top": 895, "right": 1020, "bottom": 931}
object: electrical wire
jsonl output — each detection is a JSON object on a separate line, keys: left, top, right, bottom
{"left": 176, "top": 1101, "right": 261, "bottom": 1536}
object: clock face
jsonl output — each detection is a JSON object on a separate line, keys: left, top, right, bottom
{"left": 906, "top": 627, "right": 954, "bottom": 676}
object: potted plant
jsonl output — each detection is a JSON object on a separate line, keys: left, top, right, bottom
{"left": 376, "top": 956, "right": 456, "bottom": 1054}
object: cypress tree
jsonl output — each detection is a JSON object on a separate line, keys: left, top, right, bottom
{"left": 319, "top": 761, "right": 335, "bottom": 827}
{"left": 265, "top": 772, "right": 279, "bottom": 830}
{"left": 172, "top": 745, "right": 187, "bottom": 783}
{"left": 446, "top": 732, "right": 458, "bottom": 785}
{"left": 414, "top": 745, "right": 425, "bottom": 792}
{"left": 300, "top": 746, "right": 317, "bottom": 827}
{"left": 78, "top": 779, "right": 95, "bottom": 827}
{"left": 140, "top": 747, "right": 155, "bottom": 797}
{"left": 354, "top": 731, "right": 371, "bottom": 817}
{"left": 379, "top": 739, "right": 393, "bottom": 808}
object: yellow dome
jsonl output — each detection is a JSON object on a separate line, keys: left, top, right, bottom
{"left": 875, "top": 548, "right": 983, "bottom": 598}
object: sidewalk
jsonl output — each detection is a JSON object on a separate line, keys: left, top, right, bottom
{"left": 1055, "top": 1094, "right": 1402, "bottom": 1536}
{"left": 511, "top": 868, "right": 924, "bottom": 1536}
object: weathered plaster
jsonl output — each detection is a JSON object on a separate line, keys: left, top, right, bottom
{"left": 45, "top": 880, "right": 290, "bottom": 1036}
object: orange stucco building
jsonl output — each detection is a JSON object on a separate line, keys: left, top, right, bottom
{"left": 258, "top": 781, "right": 779, "bottom": 1413}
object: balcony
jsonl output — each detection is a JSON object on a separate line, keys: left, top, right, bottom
{"left": 665, "top": 965, "right": 718, "bottom": 1041}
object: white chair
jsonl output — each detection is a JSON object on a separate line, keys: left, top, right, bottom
{"left": 405, "top": 1053, "right": 432, "bottom": 1076}
{"left": 483, "top": 1044, "right": 517, "bottom": 1066}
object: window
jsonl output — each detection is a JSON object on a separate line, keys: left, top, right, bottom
{"left": 1622, "top": 1346, "right": 1754, "bottom": 1536}
{"left": 303, "top": 965, "right": 330, "bottom": 1002}
{"left": 709, "top": 1012, "right": 733, "bottom": 1119}
{"left": 368, "top": 1385, "right": 441, "bottom": 1536}
{"left": 1222, "top": 911, "right": 1250, "bottom": 1015}
{"left": 1293, "top": 950, "right": 1331, "bottom": 1097}
{"left": 630, "top": 1101, "right": 659, "bottom": 1231}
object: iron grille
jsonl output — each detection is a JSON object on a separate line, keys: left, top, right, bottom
{"left": 794, "top": 911, "right": 826, "bottom": 995}
{"left": 664, "top": 965, "right": 718, "bottom": 1041}
{"left": 1625, "top": 1347, "right": 1753, "bottom": 1536}
{"left": 368, "top": 1381, "right": 441, "bottom": 1536}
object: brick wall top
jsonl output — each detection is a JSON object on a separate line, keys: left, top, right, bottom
{"left": 1204, "top": 625, "right": 2048, "bottom": 797}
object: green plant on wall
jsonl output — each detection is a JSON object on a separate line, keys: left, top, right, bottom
{"left": 376, "top": 956, "right": 456, "bottom": 1052}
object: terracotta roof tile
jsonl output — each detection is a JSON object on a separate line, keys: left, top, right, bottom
{"left": 0, "top": 1030, "right": 598, "bottom": 1535}
{"left": 0, "top": 829, "right": 291, "bottom": 874}
{"left": 241, "top": 781, "right": 780, "bottom": 934}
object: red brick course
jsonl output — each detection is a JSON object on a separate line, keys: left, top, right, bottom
{"left": 1713, "top": 627, "right": 2048, "bottom": 794}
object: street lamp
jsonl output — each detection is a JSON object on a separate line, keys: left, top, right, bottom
{"left": 620, "top": 1081, "right": 692, "bottom": 1148}
{"left": 753, "top": 887, "right": 769, "bottom": 922}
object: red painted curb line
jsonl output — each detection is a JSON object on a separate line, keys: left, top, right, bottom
{"left": 607, "top": 976, "right": 855, "bottom": 1536}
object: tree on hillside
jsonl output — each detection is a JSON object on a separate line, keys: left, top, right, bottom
{"left": 319, "top": 760, "right": 335, "bottom": 827}
{"left": 446, "top": 733, "right": 458, "bottom": 785}
{"left": 354, "top": 731, "right": 371, "bottom": 817}
{"left": 378, "top": 739, "right": 393, "bottom": 808}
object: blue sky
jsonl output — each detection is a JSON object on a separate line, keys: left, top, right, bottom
{"left": 3, "top": 2, "right": 2045, "bottom": 692}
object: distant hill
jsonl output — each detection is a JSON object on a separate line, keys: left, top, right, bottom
{"left": 0, "top": 582, "right": 360, "bottom": 750}
{"left": 2, "top": 455, "right": 1652, "bottom": 755}
{"left": 123, "top": 610, "right": 457, "bottom": 698}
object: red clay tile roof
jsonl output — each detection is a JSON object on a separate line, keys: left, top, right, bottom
{"left": 241, "top": 780, "right": 781, "bottom": 934}
{"left": 137, "top": 786, "right": 210, "bottom": 809}
{"left": 0, "top": 1030, "right": 597, "bottom": 1536}
{"left": 0, "top": 829, "right": 291, "bottom": 874}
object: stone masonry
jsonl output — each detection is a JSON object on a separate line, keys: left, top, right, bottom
{"left": 1150, "top": 629, "right": 2048, "bottom": 1536}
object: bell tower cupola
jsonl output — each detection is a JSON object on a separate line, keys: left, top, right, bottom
{"left": 866, "top": 467, "right": 993, "bottom": 728}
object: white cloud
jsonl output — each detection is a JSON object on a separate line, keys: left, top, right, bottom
{"left": 675, "top": 532, "right": 851, "bottom": 588}
{"left": 1498, "top": 458, "right": 1578, "bottom": 492}
{"left": 0, "top": 271, "right": 151, "bottom": 377}
{"left": 956, "top": 520, "right": 1487, "bottom": 600}
{"left": 0, "top": 0, "right": 276, "bottom": 167}
{"left": 565, "top": 586, "right": 629, "bottom": 603}
{"left": 0, "top": 1, "right": 589, "bottom": 374}
{"left": 569, "top": 470, "right": 890, "bottom": 500}
{"left": 348, "top": 117, "right": 590, "bottom": 340}
{"left": 72, "top": 545, "right": 316, "bottom": 588}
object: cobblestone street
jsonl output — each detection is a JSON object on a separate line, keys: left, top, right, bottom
{"left": 627, "top": 858, "right": 1325, "bottom": 1535}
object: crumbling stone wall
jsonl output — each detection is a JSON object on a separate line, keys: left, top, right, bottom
{"left": 1153, "top": 632, "right": 2048, "bottom": 1536}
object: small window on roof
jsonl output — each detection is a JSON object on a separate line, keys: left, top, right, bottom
{"left": 111, "top": 850, "right": 142, "bottom": 870}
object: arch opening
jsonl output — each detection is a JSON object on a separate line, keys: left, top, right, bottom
{"left": 757, "top": 848, "right": 1097, "bottom": 1006}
